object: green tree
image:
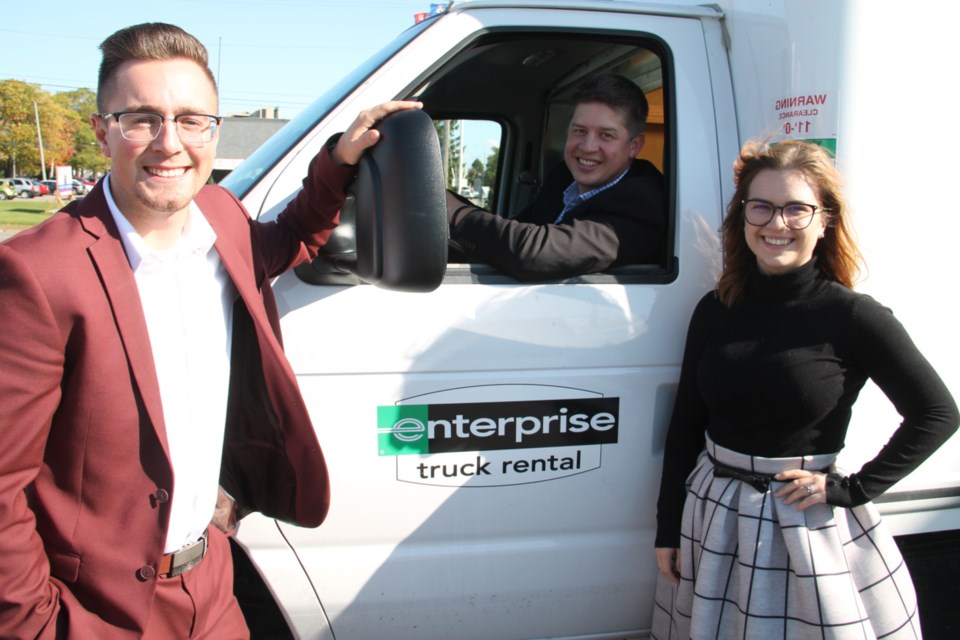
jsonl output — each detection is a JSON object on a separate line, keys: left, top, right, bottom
{"left": 465, "top": 158, "right": 484, "bottom": 188}
{"left": 483, "top": 145, "right": 499, "bottom": 188}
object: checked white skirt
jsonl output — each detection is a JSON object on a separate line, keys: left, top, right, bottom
{"left": 651, "top": 438, "right": 921, "bottom": 640}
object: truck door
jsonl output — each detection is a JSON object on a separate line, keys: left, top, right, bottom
{"left": 227, "top": 5, "right": 734, "bottom": 639}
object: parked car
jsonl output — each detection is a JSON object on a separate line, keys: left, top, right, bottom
{"left": 34, "top": 181, "right": 49, "bottom": 196}
{"left": 7, "top": 178, "right": 40, "bottom": 198}
{"left": 0, "top": 179, "right": 15, "bottom": 200}
{"left": 39, "top": 180, "right": 58, "bottom": 195}
{"left": 71, "top": 179, "right": 89, "bottom": 195}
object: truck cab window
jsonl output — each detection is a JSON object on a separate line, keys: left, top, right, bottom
{"left": 434, "top": 119, "right": 502, "bottom": 211}
{"left": 414, "top": 33, "right": 672, "bottom": 284}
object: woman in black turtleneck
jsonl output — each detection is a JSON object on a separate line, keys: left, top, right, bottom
{"left": 650, "top": 140, "right": 958, "bottom": 640}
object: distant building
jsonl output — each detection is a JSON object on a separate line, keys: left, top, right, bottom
{"left": 230, "top": 107, "right": 282, "bottom": 119}
{"left": 212, "top": 107, "right": 288, "bottom": 182}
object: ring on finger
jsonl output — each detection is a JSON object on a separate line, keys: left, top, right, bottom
{"left": 804, "top": 484, "right": 816, "bottom": 495}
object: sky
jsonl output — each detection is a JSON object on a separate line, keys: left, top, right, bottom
{"left": 1, "top": 0, "right": 435, "bottom": 117}
{"left": 0, "top": 0, "right": 497, "bottom": 161}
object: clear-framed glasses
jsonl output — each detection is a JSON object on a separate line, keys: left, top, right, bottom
{"left": 97, "top": 111, "right": 222, "bottom": 144}
{"left": 741, "top": 198, "right": 829, "bottom": 230}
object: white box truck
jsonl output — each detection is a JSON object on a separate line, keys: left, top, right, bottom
{"left": 220, "top": 1, "right": 960, "bottom": 637}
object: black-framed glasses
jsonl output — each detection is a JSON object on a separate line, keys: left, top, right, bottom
{"left": 97, "top": 111, "right": 222, "bottom": 144}
{"left": 742, "top": 198, "right": 829, "bottom": 230}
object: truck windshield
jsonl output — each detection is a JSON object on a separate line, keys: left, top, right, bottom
{"left": 220, "top": 17, "right": 434, "bottom": 199}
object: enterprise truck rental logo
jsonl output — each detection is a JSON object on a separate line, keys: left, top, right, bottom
{"left": 378, "top": 397, "right": 619, "bottom": 456}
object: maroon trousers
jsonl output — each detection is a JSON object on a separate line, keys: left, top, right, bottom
{"left": 143, "top": 526, "right": 249, "bottom": 639}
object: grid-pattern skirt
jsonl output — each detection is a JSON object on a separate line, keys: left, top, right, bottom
{"left": 651, "top": 438, "right": 921, "bottom": 640}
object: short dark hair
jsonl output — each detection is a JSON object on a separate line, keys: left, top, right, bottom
{"left": 97, "top": 23, "right": 217, "bottom": 112}
{"left": 572, "top": 74, "right": 649, "bottom": 136}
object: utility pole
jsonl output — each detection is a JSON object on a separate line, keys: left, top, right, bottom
{"left": 34, "top": 101, "right": 47, "bottom": 180}
{"left": 456, "top": 119, "right": 465, "bottom": 193}
{"left": 440, "top": 121, "right": 450, "bottom": 186}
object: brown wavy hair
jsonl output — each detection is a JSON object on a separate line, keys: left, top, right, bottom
{"left": 716, "top": 140, "right": 862, "bottom": 306}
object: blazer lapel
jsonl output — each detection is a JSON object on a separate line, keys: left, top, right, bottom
{"left": 198, "top": 189, "right": 279, "bottom": 350}
{"left": 76, "top": 186, "right": 171, "bottom": 457}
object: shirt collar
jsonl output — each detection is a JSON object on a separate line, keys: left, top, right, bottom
{"left": 103, "top": 173, "right": 217, "bottom": 270}
{"left": 557, "top": 164, "right": 632, "bottom": 224}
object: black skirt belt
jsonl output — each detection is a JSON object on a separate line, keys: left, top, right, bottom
{"left": 709, "top": 456, "right": 778, "bottom": 493}
{"left": 709, "top": 455, "right": 830, "bottom": 494}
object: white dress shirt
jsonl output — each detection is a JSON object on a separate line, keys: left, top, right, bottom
{"left": 104, "top": 176, "right": 236, "bottom": 553}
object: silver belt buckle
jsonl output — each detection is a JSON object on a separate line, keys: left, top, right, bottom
{"left": 160, "top": 531, "right": 208, "bottom": 578}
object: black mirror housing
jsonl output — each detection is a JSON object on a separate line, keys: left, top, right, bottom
{"left": 299, "top": 108, "right": 448, "bottom": 292}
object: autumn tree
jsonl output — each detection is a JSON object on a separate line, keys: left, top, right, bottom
{"left": 0, "top": 80, "right": 38, "bottom": 177}
{"left": 0, "top": 80, "right": 83, "bottom": 178}
{"left": 38, "top": 96, "right": 81, "bottom": 178}
{"left": 54, "top": 88, "right": 110, "bottom": 177}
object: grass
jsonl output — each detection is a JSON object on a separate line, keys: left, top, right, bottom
{"left": 0, "top": 197, "right": 62, "bottom": 229}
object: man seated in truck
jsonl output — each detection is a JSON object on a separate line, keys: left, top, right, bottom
{"left": 446, "top": 74, "right": 666, "bottom": 281}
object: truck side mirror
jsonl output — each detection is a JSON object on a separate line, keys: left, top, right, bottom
{"left": 297, "top": 108, "right": 448, "bottom": 292}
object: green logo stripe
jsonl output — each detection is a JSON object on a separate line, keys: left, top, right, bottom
{"left": 378, "top": 405, "right": 429, "bottom": 455}
{"left": 378, "top": 398, "right": 620, "bottom": 456}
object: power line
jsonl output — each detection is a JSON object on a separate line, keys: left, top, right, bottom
{"left": 1, "top": 27, "right": 378, "bottom": 49}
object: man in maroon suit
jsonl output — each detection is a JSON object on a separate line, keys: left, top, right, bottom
{"left": 0, "top": 22, "right": 418, "bottom": 638}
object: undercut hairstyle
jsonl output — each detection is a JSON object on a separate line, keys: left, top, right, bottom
{"left": 97, "top": 22, "right": 217, "bottom": 111}
{"left": 716, "top": 139, "right": 862, "bottom": 306}
{"left": 572, "top": 74, "right": 650, "bottom": 137}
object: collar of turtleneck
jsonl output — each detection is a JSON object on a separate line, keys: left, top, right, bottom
{"left": 745, "top": 258, "right": 827, "bottom": 304}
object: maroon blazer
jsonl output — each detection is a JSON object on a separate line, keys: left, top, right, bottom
{"left": 0, "top": 149, "right": 352, "bottom": 638}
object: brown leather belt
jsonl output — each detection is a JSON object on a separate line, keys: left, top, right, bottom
{"left": 159, "top": 531, "right": 208, "bottom": 578}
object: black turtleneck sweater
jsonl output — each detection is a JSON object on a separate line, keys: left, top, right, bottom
{"left": 655, "top": 260, "right": 959, "bottom": 547}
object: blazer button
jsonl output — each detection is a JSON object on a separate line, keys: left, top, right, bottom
{"left": 155, "top": 488, "right": 170, "bottom": 503}
{"left": 138, "top": 566, "right": 156, "bottom": 581}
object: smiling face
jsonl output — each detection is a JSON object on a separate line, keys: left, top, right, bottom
{"left": 563, "top": 102, "right": 643, "bottom": 194}
{"left": 94, "top": 57, "right": 218, "bottom": 236}
{"left": 744, "top": 169, "right": 828, "bottom": 275}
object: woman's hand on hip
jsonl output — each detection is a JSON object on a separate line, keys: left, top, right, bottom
{"left": 774, "top": 468, "right": 827, "bottom": 510}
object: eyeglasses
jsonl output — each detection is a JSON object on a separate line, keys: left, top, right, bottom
{"left": 97, "top": 111, "right": 222, "bottom": 144}
{"left": 741, "top": 198, "right": 829, "bottom": 230}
